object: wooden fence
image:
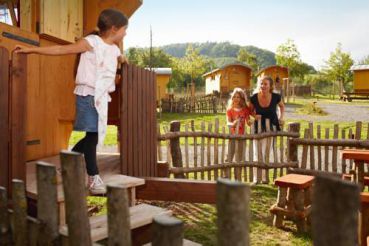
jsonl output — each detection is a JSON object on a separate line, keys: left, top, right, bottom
{"left": 120, "top": 64, "right": 157, "bottom": 177}
{"left": 160, "top": 94, "right": 227, "bottom": 113}
{"left": 157, "top": 120, "right": 369, "bottom": 183}
{"left": 0, "top": 153, "right": 363, "bottom": 245}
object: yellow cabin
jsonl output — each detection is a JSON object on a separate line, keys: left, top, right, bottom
{"left": 203, "top": 63, "right": 252, "bottom": 95}
{"left": 152, "top": 68, "right": 172, "bottom": 101}
{"left": 351, "top": 65, "right": 369, "bottom": 93}
{"left": 256, "top": 65, "right": 289, "bottom": 90}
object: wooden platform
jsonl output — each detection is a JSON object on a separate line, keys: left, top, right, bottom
{"left": 59, "top": 203, "right": 172, "bottom": 242}
{"left": 26, "top": 152, "right": 144, "bottom": 201}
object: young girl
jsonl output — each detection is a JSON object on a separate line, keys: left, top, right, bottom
{"left": 226, "top": 88, "right": 250, "bottom": 162}
{"left": 16, "top": 8, "right": 129, "bottom": 195}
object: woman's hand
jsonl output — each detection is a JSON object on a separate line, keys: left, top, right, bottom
{"left": 279, "top": 118, "right": 285, "bottom": 126}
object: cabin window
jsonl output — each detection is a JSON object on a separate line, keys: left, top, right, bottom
{"left": 0, "top": 4, "right": 18, "bottom": 26}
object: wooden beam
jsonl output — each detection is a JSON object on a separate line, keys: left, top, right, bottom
{"left": 136, "top": 178, "right": 216, "bottom": 204}
{"left": 6, "top": 1, "right": 18, "bottom": 26}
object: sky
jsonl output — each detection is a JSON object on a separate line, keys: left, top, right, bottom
{"left": 124, "top": 0, "right": 369, "bottom": 69}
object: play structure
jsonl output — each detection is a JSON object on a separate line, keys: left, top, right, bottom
{"left": 341, "top": 65, "right": 369, "bottom": 102}
{"left": 203, "top": 62, "right": 253, "bottom": 95}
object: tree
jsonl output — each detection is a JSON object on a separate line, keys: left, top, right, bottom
{"left": 237, "top": 48, "right": 258, "bottom": 71}
{"left": 358, "top": 55, "right": 369, "bottom": 65}
{"left": 126, "top": 47, "right": 172, "bottom": 68}
{"left": 275, "top": 39, "right": 302, "bottom": 78}
{"left": 322, "top": 43, "right": 353, "bottom": 93}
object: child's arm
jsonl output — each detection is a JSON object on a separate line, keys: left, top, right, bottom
{"left": 15, "top": 39, "right": 92, "bottom": 55}
{"left": 118, "top": 54, "right": 129, "bottom": 64}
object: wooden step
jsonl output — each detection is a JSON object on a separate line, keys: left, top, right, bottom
{"left": 274, "top": 174, "right": 314, "bottom": 189}
{"left": 59, "top": 203, "right": 172, "bottom": 242}
{"left": 144, "top": 239, "right": 202, "bottom": 246}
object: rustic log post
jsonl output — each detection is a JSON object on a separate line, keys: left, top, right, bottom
{"left": 216, "top": 178, "right": 250, "bottom": 246}
{"left": 107, "top": 185, "right": 131, "bottom": 246}
{"left": 287, "top": 123, "right": 300, "bottom": 172}
{"left": 36, "top": 162, "right": 60, "bottom": 245}
{"left": 312, "top": 174, "right": 359, "bottom": 246}
{"left": 152, "top": 215, "right": 183, "bottom": 246}
{"left": 157, "top": 161, "right": 170, "bottom": 177}
{"left": 0, "top": 186, "right": 11, "bottom": 245}
{"left": 170, "top": 121, "right": 185, "bottom": 178}
{"left": 12, "top": 179, "right": 28, "bottom": 246}
{"left": 273, "top": 187, "right": 287, "bottom": 228}
{"left": 60, "top": 151, "right": 92, "bottom": 246}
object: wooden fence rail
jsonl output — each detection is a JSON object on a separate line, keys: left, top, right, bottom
{"left": 158, "top": 120, "right": 369, "bottom": 183}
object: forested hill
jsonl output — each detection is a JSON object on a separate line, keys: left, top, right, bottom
{"left": 159, "top": 42, "right": 276, "bottom": 68}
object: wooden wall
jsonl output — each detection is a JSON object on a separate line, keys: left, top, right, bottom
{"left": 257, "top": 66, "right": 289, "bottom": 89}
{"left": 220, "top": 65, "right": 252, "bottom": 92}
{"left": 120, "top": 64, "right": 158, "bottom": 177}
{"left": 353, "top": 70, "right": 369, "bottom": 93}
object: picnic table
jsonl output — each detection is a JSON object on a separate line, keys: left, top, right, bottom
{"left": 341, "top": 149, "right": 369, "bottom": 191}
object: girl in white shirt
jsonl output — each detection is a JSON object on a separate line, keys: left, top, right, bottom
{"left": 16, "top": 8, "right": 128, "bottom": 194}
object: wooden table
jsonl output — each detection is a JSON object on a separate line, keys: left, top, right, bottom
{"left": 341, "top": 149, "right": 369, "bottom": 191}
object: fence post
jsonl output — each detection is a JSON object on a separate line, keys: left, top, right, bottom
{"left": 36, "top": 162, "right": 60, "bottom": 245}
{"left": 170, "top": 121, "right": 185, "bottom": 178}
{"left": 152, "top": 215, "right": 184, "bottom": 246}
{"left": 157, "top": 161, "right": 170, "bottom": 177}
{"left": 312, "top": 175, "right": 359, "bottom": 246}
{"left": 60, "top": 151, "right": 92, "bottom": 246}
{"left": 217, "top": 178, "right": 250, "bottom": 246}
{"left": 287, "top": 123, "right": 300, "bottom": 166}
{"left": 107, "top": 185, "right": 131, "bottom": 246}
{"left": 12, "top": 179, "right": 28, "bottom": 246}
{"left": 0, "top": 186, "right": 11, "bottom": 244}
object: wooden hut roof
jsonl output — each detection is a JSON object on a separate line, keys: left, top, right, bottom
{"left": 255, "top": 65, "right": 288, "bottom": 77}
{"left": 151, "top": 68, "right": 172, "bottom": 75}
{"left": 351, "top": 65, "right": 369, "bottom": 71}
{"left": 203, "top": 62, "right": 252, "bottom": 77}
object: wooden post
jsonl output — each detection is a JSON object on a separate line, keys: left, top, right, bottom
{"left": 0, "top": 186, "right": 10, "bottom": 244}
{"left": 157, "top": 161, "right": 170, "bottom": 177}
{"left": 36, "top": 162, "right": 59, "bottom": 245}
{"left": 107, "top": 185, "right": 131, "bottom": 246}
{"left": 312, "top": 175, "right": 359, "bottom": 246}
{"left": 12, "top": 179, "right": 28, "bottom": 246}
{"left": 216, "top": 178, "right": 250, "bottom": 246}
{"left": 60, "top": 151, "right": 92, "bottom": 246}
{"left": 273, "top": 187, "right": 287, "bottom": 227}
{"left": 287, "top": 123, "right": 300, "bottom": 165}
{"left": 152, "top": 215, "right": 184, "bottom": 246}
{"left": 170, "top": 121, "right": 185, "bottom": 178}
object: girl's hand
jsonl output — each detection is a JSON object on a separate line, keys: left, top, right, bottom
{"left": 279, "top": 118, "right": 285, "bottom": 126}
{"left": 233, "top": 118, "right": 240, "bottom": 126}
{"left": 15, "top": 45, "right": 33, "bottom": 54}
{"left": 119, "top": 54, "right": 129, "bottom": 64}
{"left": 254, "top": 114, "right": 261, "bottom": 120}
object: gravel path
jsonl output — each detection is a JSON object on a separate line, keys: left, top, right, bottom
{"left": 285, "top": 101, "right": 369, "bottom": 122}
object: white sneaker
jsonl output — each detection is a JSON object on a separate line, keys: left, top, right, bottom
{"left": 88, "top": 175, "right": 106, "bottom": 195}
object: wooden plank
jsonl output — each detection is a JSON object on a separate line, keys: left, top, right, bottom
{"left": 137, "top": 66, "right": 143, "bottom": 177}
{"left": 185, "top": 124, "right": 189, "bottom": 169}
{"left": 301, "top": 129, "right": 309, "bottom": 170}
{"left": 317, "top": 125, "right": 322, "bottom": 171}
{"left": 10, "top": 52, "right": 27, "bottom": 182}
{"left": 200, "top": 122, "right": 205, "bottom": 180}
{"left": 257, "top": 119, "right": 262, "bottom": 183}
{"left": 133, "top": 66, "right": 139, "bottom": 176}
{"left": 356, "top": 121, "right": 362, "bottom": 140}
{"left": 60, "top": 203, "right": 171, "bottom": 242}
{"left": 151, "top": 70, "right": 157, "bottom": 176}
{"left": 12, "top": 180, "right": 28, "bottom": 246}
{"left": 349, "top": 128, "right": 354, "bottom": 170}
{"left": 127, "top": 65, "right": 134, "bottom": 176}
{"left": 136, "top": 178, "right": 216, "bottom": 204}
{"left": 214, "top": 119, "right": 220, "bottom": 178}
{"left": 264, "top": 119, "right": 271, "bottom": 184}
{"left": 341, "top": 129, "right": 346, "bottom": 173}
{"left": 207, "top": 123, "right": 212, "bottom": 180}
{"left": 249, "top": 125, "right": 254, "bottom": 182}
{"left": 324, "top": 128, "right": 330, "bottom": 172}
{"left": 0, "top": 48, "right": 9, "bottom": 189}
{"left": 193, "top": 128, "right": 198, "bottom": 179}
{"left": 309, "top": 122, "right": 315, "bottom": 170}
{"left": 120, "top": 64, "right": 129, "bottom": 174}
{"left": 279, "top": 124, "right": 285, "bottom": 176}
{"left": 272, "top": 125, "right": 278, "bottom": 180}
{"left": 332, "top": 124, "right": 339, "bottom": 173}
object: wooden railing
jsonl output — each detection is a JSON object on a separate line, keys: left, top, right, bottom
{"left": 158, "top": 120, "right": 369, "bottom": 183}
{"left": 157, "top": 119, "right": 300, "bottom": 183}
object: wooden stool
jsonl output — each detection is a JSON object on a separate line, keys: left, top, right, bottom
{"left": 270, "top": 174, "right": 314, "bottom": 233}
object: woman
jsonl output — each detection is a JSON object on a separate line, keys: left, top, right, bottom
{"left": 248, "top": 76, "right": 285, "bottom": 183}
{"left": 249, "top": 76, "right": 285, "bottom": 132}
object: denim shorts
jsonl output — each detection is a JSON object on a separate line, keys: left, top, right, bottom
{"left": 73, "top": 95, "right": 98, "bottom": 132}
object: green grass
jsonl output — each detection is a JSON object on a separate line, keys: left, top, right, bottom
{"left": 87, "top": 184, "right": 312, "bottom": 246}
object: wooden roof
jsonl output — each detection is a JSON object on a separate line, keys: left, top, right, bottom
{"left": 256, "top": 65, "right": 288, "bottom": 77}
{"left": 351, "top": 65, "right": 369, "bottom": 71}
{"left": 203, "top": 62, "right": 253, "bottom": 77}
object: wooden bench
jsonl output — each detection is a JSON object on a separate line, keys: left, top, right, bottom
{"left": 270, "top": 174, "right": 314, "bottom": 233}
{"left": 60, "top": 203, "right": 172, "bottom": 242}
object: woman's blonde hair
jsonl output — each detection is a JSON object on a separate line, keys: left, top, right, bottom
{"left": 227, "top": 87, "right": 247, "bottom": 110}
{"left": 253, "top": 76, "right": 275, "bottom": 94}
